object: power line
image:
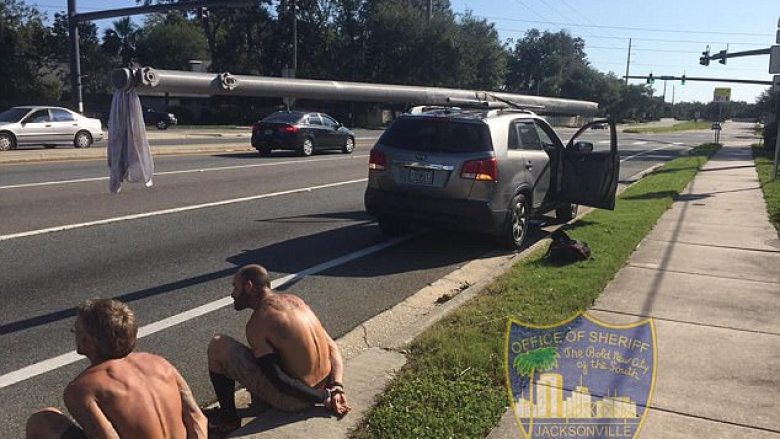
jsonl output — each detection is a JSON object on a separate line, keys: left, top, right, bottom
{"left": 484, "top": 15, "right": 772, "bottom": 37}
{"left": 496, "top": 28, "right": 766, "bottom": 47}
{"left": 588, "top": 45, "right": 704, "bottom": 54}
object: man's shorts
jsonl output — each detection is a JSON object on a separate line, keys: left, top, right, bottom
{"left": 222, "top": 336, "right": 325, "bottom": 412}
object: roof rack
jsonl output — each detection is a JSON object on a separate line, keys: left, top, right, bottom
{"left": 408, "top": 105, "right": 462, "bottom": 114}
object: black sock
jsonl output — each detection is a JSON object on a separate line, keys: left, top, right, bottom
{"left": 209, "top": 371, "right": 238, "bottom": 421}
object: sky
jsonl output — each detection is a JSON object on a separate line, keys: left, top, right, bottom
{"left": 30, "top": 0, "right": 778, "bottom": 104}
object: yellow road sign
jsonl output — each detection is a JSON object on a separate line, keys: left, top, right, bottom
{"left": 714, "top": 87, "right": 731, "bottom": 102}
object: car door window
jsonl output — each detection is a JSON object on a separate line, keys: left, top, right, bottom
{"left": 51, "top": 109, "right": 75, "bottom": 122}
{"left": 26, "top": 110, "right": 50, "bottom": 123}
{"left": 509, "top": 120, "right": 542, "bottom": 150}
{"left": 307, "top": 114, "right": 323, "bottom": 126}
{"left": 534, "top": 122, "right": 556, "bottom": 150}
{"left": 534, "top": 119, "right": 564, "bottom": 150}
{"left": 321, "top": 115, "right": 339, "bottom": 129}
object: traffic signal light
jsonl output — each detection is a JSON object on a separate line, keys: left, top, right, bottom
{"left": 718, "top": 49, "right": 727, "bottom": 65}
{"left": 699, "top": 47, "right": 710, "bottom": 66}
{"left": 681, "top": 74, "right": 686, "bottom": 85}
{"left": 646, "top": 73, "right": 654, "bottom": 84}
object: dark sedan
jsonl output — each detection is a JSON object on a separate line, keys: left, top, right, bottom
{"left": 251, "top": 111, "right": 355, "bottom": 157}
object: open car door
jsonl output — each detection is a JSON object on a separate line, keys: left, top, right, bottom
{"left": 558, "top": 119, "right": 619, "bottom": 210}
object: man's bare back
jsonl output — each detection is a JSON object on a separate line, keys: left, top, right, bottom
{"left": 65, "top": 352, "right": 192, "bottom": 439}
{"left": 206, "top": 264, "right": 350, "bottom": 436}
{"left": 26, "top": 299, "right": 206, "bottom": 439}
{"left": 248, "top": 293, "right": 332, "bottom": 386}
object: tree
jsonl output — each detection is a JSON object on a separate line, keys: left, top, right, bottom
{"left": 513, "top": 346, "right": 560, "bottom": 438}
{"left": 102, "top": 17, "right": 140, "bottom": 66}
{"left": 0, "top": 0, "right": 61, "bottom": 107}
{"left": 452, "top": 11, "right": 506, "bottom": 90}
{"left": 50, "top": 13, "right": 112, "bottom": 98}
{"left": 135, "top": 14, "right": 207, "bottom": 70}
{"left": 506, "top": 29, "right": 588, "bottom": 97}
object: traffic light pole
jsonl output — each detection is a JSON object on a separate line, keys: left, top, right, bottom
{"left": 67, "top": 0, "right": 251, "bottom": 113}
{"left": 67, "top": 0, "right": 83, "bottom": 113}
{"left": 624, "top": 75, "right": 771, "bottom": 85}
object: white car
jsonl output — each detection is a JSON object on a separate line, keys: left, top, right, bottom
{"left": 0, "top": 106, "right": 104, "bottom": 151}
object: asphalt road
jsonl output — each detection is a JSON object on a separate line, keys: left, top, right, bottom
{"left": 0, "top": 125, "right": 751, "bottom": 437}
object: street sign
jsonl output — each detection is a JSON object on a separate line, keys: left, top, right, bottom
{"left": 713, "top": 87, "right": 731, "bottom": 102}
{"left": 774, "top": 75, "right": 780, "bottom": 93}
{"left": 771, "top": 46, "right": 780, "bottom": 74}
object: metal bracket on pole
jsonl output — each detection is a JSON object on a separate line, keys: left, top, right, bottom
{"left": 219, "top": 73, "right": 239, "bottom": 91}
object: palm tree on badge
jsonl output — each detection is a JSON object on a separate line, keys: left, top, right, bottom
{"left": 513, "top": 346, "right": 560, "bottom": 439}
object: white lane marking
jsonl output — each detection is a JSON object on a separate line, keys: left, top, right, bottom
{"left": 621, "top": 143, "right": 683, "bottom": 162}
{"left": 0, "top": 154, "right": 369, "bottom": 190}
{"left": 0, "top": 235, "right": 413, "bottom": 389}
{"left": 597, "top": 140, "right": 610, "bottom": 144}
{"left": 630, "top": 141, "right": 648, "bottom": 146}
{"left": 0, "top": 178, "right": 368, "bottom": 242}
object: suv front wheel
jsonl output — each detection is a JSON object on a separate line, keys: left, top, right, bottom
{"left": 502, "top": 194, "right": 531, "bottom": 250}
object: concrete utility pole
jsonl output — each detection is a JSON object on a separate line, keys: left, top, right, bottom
{"left": 625, "top": 38, "right": 632, "bottom": 85}
{"left": 112, "top": 66, "right": 601, "bottom": 116}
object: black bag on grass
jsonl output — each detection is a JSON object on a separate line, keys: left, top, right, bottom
{"left": 546, "top": 230, "right": 591, "bottom": 264}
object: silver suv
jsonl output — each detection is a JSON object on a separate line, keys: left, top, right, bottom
{"left": 364, "top": 108, "right": 619, "bottom": 248}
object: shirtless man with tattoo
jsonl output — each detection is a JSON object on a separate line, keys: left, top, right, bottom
{"left": 206, "top": 264, "right": 351, "bottom": 436}
{"left": 26, "top": 299, "right": 207, "bottom": 439}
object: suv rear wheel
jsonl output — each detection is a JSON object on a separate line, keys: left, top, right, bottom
{"left": 502, "top": 194, "right": 530, "bottom": 250}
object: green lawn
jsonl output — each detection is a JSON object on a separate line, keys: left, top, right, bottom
{"left": 623, "top": 121, "right": 712, "bottom": 134}
{"left": 752, "top": 144, "right": 780, "bottom": 233}
{"left": 351, "top": 144, "right": 720, "bottom": 439}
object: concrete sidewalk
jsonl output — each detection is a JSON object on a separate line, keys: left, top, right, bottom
{"left": 488, "top": 143, "right": 780, "bottom": 438}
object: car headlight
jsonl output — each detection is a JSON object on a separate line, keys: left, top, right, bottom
{"left": 168, "top": 113, "right": 175, "bottom": 119}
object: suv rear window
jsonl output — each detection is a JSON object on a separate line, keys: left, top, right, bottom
{"left": 379, "top": 117, "right": 492, "bottom": 152}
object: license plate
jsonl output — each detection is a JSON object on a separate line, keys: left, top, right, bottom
{"left": 264, "top": 129, "right": 273, "bottom": 135}
{"left": 408, "top": 168, "right": 434, "bottom": 185}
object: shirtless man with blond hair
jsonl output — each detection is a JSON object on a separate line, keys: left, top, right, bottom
{"left": 206, "top": 264, "right": 350, "bottom": 435}
{"left": 26, "top": 298, "right": 207, "bottom": 439}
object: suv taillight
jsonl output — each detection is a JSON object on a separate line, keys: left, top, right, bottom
{"left": 369, "top": 150, "right": 387, "bottom": 170}
{"left": 281, "top": 124, "right": 299, "bottom": 134}
{"left": 461, "top": 158, "right": 498, "bottom": 181}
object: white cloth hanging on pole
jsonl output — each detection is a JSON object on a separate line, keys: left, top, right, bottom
{"left": 107, "top": 88, "right": 154, "bottom": 193}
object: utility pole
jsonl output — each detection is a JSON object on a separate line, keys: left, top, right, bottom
{"left": 67, "top": 0, "right": 83, "bottom": 113}
{"left": 671, "top": 85, "right": 675, "bottom": 106}
{"left": 662, "top": 79, "right": 667, "bottom": 101}
{"left": 625, "top": 38, "right": 631, "bottom": 85}
{"left": 292, "top": 0, "right": 297, "bottom": 74}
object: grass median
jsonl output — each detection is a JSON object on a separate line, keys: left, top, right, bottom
{"left": 752, "top": 144, "right": 780, "bottom": 233}
{"left": 351, "top": 143, "right": 720, "bottom": 439}
{"left": 623, "top": 121, "right": 711, "bottom": 134}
